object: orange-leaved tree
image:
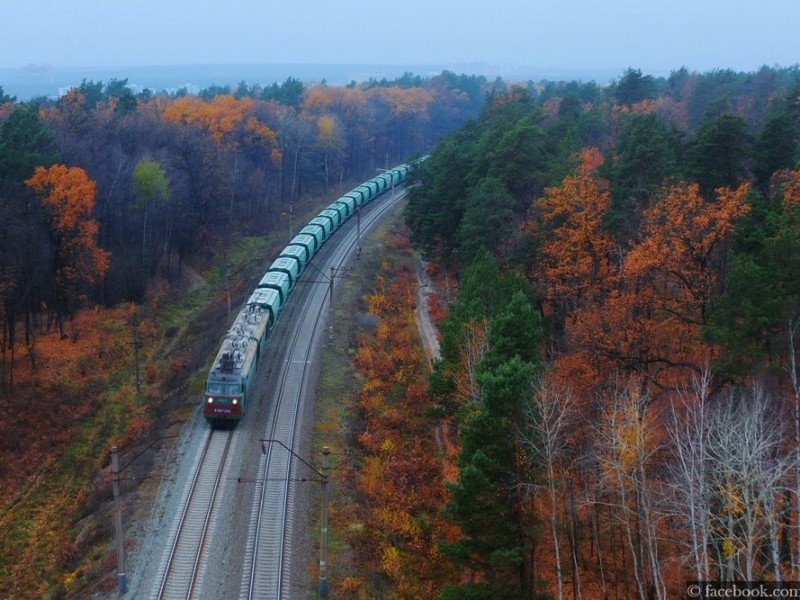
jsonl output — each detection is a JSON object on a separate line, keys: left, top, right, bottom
{"left": 567, "top": 181, "right": 750, "bottom": 395}
{"left": 529, "top": 149, "right": 751, "bottom": 395}
{"left": 370, "top": 86, "right": 434, "bottom": 162}
{"left": 608, "top": 182, "right": 751, "bottom": 388}
{"left": 533, "top": 148, "right": 615, "bottom": 305}
{"left": 162, "top": 95, "right": 280, "bottom": 161}
{"left": 529, "top": 148, "right": 617, "bottom": 357}
{"left": 25, "top": 164, "right": 109, "bottom": 336}
{"left": 302, "top": 85, "right": 369, "bottom": 179}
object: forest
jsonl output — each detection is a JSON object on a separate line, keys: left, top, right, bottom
{"left": 0, "top": 70, "right": 489, "bottom": 389}
{"left": 398, "top": 66, "right": 800, "bottom": 598}
{"left": 0, "top": 70, "right": 489, "bottom": 597}
{"left": 1, "top": 63, "right": 800, "bottom": 597}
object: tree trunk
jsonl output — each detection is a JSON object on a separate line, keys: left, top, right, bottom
{"left": 568, "top": 481, "right": 583, "bottom": 600}
{"left": 142, "top": 200, "right": 148, "bottom": 263}
{"left": 789, "top": 322, "right": 800, "bottom": 578}
{"left": 547, "top": 467, "right": 564, "bottom": 600}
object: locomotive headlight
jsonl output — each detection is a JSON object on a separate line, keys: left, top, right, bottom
{"left": 207, "top": 397, "right": 214, "bottom": 403}
{"left": 232, "top": 398, "right": 238, "bottom": 405}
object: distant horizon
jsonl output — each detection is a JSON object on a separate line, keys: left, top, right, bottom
{"left": 3, "top": 0, "right": 798, "bottom": 91}
{"left": 3, "top": 60, "right": 794, "bottom": 102}
{"left": 0, "top": 62, "right": 631, "bottom": 101}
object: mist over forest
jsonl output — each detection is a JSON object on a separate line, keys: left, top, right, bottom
{"left": 0, "top": 62, "right": 634, "bottom": 101}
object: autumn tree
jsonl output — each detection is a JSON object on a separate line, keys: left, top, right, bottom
{"left": 132, "top": 157, "right": 170, "bottom": 264}
{"left": 619, "top": 181, "right": 750, "bottom": 357}
{"left": 302, "top": 85, "right": 368, "bottom": 179}
{"left": 348, "top": 241, "right": 458, "bottom": 597}
{"left": 548, "top": 177, "right": 750, "bottom": 393}
{"left": 25, "top": 165, "right": 109, "bottom": 337}
{"left": 162, "top": 94, "right": 281, "bottom": 212}
{"left": 163, "top": 95, "right": 272, "bottom": 150}
{"left": 529, "top": 148, "right": 616, "bottom": 355}
{"left": 369, "top": 86, "right": 433, "bottom": 164}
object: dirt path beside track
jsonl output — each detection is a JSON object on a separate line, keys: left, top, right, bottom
{"left": 415, "top": 260, "right": 441, "bottom": 366}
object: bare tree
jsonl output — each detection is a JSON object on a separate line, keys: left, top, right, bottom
{"left": 666, "top": 366, "right": 713, "bottom": 582}
{"left": 593, "top": 378, "right": 666, "bottom": 600}
{"left": 521, "top": 374, "right": 579, "bottom": 600}
{"left": 704, "top": 385, "right": 793, "bottom": 580}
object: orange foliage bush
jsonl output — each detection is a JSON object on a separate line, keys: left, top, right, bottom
{"left": 341, "top": 239, "right": 457, "bottom": 596}
{"left": 426, "top": 293, "right": 447, "bottom": 324}
{"left": 774, "top": 168, "right": 800, "bottom": 208}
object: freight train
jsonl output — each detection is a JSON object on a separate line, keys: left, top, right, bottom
{"left": 203, "top": 163, "right": 412, "bottom": 426}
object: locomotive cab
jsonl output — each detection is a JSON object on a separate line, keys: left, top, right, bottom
{"left": 204, "top": 370, "right": 245, "bottom": 427}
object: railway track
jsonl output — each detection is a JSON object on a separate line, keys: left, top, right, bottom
{"left": 141, "top": 187, "right": 406, "bottom": 600}
{"left": 240, "top": 296, "right": 318, "bottom": 599}
{"left": 152, "top": 429, "right": 234, "bottom": 599}
{"left": 239, "top": 187, "right": 407, "bottom": 599}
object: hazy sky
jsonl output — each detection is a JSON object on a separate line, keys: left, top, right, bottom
{"left": 1, "top": 0, "right": 798, "bottom": 74}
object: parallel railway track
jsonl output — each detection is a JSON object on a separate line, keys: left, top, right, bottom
{"left": 239, "top": 188, "right": 406, "bottom": 599}
{"left": 146, "top": 187, "right": 406, "bottom": 599}
{"left": 152, "top": 429, "right": 234, "bottom": 599}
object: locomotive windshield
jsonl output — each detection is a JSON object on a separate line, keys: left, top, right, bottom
{"left": 207, "top": 382, "right": 241, "bottom": 395}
